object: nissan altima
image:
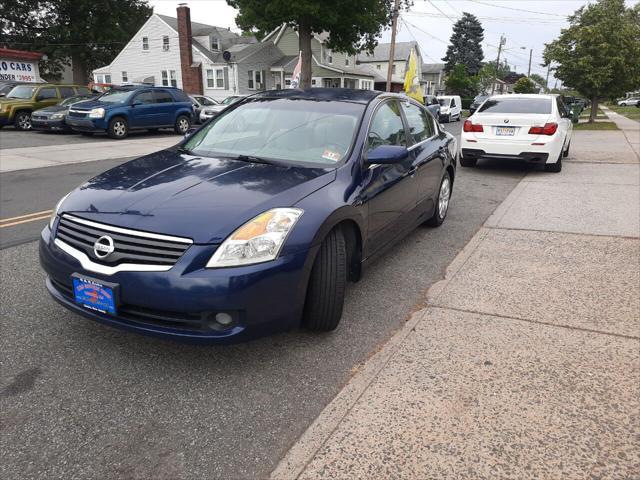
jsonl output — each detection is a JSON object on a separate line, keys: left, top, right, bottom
{"left": 40, "top": 88, "right": 457, "bottom": 343}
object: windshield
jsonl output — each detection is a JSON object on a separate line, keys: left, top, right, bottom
{"left": 221, "top": 96, "right": 241, "bottom": 105}
{"left": 61, "top": 95, "right": 90, "bottom": 106}
{"left": 473, "top": 96, "right": 488, "bottom": 103}
{"left": 196, "top": 96, "right": 217, "bottom": 106}
{"left": 97, "top": 90, "right": 132, "bottom": 103}
{"left": 7, "top": 85, "right": 37, "bottom": 99}
{"left": 478, "top": 97, "right": 552, "bottom": 114}
{"left": 183, "top": 98, "right": 364, "bottom": 167}
{"left": 437, "top": 98, "right": 451, "bottom": 106}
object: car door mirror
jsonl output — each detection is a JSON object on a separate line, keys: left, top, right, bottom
{"left": 131, "top": 101, "right": 142, "bottom": 107}
{"left": 366, "top": 145, "right": 409, "bottom": 165}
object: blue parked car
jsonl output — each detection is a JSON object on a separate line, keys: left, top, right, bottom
{"left": 40, "top": 88, "right": 457, "bottom": 343}
{"left": 66, "top": 86, "right": 193, "bottom": 139}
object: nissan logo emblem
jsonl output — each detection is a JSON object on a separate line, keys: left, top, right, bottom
{"left": 93, "top": 235, "right": 115, "bottom": 259}
{"left": 504, "top": 119, "right": 510, "bottom": 123}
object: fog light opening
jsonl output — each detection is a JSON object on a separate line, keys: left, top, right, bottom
{"left": 206, "top": 312, "right": 236, "bottom": 331}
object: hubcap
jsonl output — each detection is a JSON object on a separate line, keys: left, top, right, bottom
{"left": 19, "top": 114, "right": 31, "bottom": 129}
{"left": 438, "top": 177, "right": 451, "bottom": 219}
{"left": 179, "top": 119, "right": 189, "bottom": 132}
{"left": 114, "top": 122, "right": 125, "bottom": 136}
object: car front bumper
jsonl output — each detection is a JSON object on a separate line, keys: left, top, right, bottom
{"left": 66, "top": 117, "right": 107, "bottom": 132}
{"left": 39, "top": 225, "right": 316, "bottom": 343}
{"left": 31, "top": 117, "right": 68, "bottom": 131}
{"left": 0, "top": 112, "right": 10, "bottom": 126}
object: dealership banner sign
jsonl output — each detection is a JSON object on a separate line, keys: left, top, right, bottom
{"left": 0, "top": 59, "right": 39, "bottom": 82}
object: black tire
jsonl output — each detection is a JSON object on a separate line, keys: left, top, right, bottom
{"left": 459, "top": 156, "right": 477, "bottom": 167}
{"left": 174, "top": 115, "right": 191, "bottom": 134}
{"left": 14, "top": 111, "right": 32, "bottom": 131}
{"left": 426, "top": 171, "right": 452, "bottom": 227}
{"left": 563, "top": 141, "right": 570, "bottom": 158}
{"left": 302, "top": 228, "right": 347, "bottom": 332}
{"left": 108, "top": 117, "right": 128, "bottom": 139}
{"left": 545, "top": 154, "right": 562, "bottom": 173}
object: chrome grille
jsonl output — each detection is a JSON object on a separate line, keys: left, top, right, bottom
{"left": 67, "top": 109, "right": 88, "bottom": 118}
{"left": 56, "top": 214, "right": 192, "bottom": 267}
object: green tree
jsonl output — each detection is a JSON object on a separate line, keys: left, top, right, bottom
{"left": 0, "top": 0, "right": 152, "bottom": 83}
{"left": 227, "top": 0, "right": 409, "bottom": 88}
{"left": 543, "top": 0, "right": 640, "bottom": 122}
{"left": 513, "top": 77, "right": 537, "bottom": 93}
{"left": 476, "top": 61, "right": 510, "bottom": 94}
{"left": 529, "top": 73, "right": 547, "bottom": 91}
{"left": 442, "top": 12, "right": 484, "bottom": 76}
{"left": 445, "top": 64, "right": 478, "bottom": 97}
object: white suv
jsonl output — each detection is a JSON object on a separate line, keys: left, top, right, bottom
{"left": 459, "top": 94, "right": 573, "bottom": 173}
{"left": 618, "top": 97, "right": 640, "bottom": 107}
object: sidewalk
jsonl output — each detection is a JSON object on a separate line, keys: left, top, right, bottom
{"left": 0, "top": 135, "right": 179, "bottom": 173}
{"left": 273, "top": 132, "right": 640, "bottom": 478}
{"left": 601, "top": 105, "right": 640, "bottom": 158}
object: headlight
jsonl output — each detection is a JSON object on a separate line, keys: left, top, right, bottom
{"left": 88, "top": 107, "right": 105, "bottom": 119}
{"left": 51, "top": 113, "right": 64, "bottom": 120}
{"left": 49, "top": 192, "right": 71, "bottom": 229}
{"left": 206, "top": 208, "right": 303, "bottom": 268}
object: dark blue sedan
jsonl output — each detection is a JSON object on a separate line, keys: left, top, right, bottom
{"left": 39, "top": 88, "right": 457, "bottom": 343}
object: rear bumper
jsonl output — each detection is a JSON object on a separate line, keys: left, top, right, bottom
{"left": 460, "top": 135, "right": 562, "bottom": 164}
{"left": 461, "top": 148, "right": 549, "bottom": 164}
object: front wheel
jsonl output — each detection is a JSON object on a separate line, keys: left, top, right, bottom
{"left": 14, "top": 111, "right": 32, "bottom": 130}
{"left": 174, "top": 115, "right": 191, "bottom": 134}
{"left": 426, "top": 172, "right": 452, "bottom": 227}
{"left": 108, "top": 117, "right": 128, "bottom": 139}
{"left": 302, "top": 228, "right": 347, "bottom": 332}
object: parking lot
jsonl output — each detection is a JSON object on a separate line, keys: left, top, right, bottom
{"left": 1, "top": 122, "right": 525, "bottom": 479}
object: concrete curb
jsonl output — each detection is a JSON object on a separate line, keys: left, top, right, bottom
{"left": 270, "top": 224, "right": 493, "bottom": 480}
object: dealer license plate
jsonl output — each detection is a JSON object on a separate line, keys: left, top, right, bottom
{"left": 495, "top": 126, "right": 516, "bottom": 136}
{"left": 73, "top": 275, "right": 117, "bottom": 315}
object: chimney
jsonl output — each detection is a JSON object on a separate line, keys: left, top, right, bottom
{"left": 176, "top": 3, "right": 203, "bottom": 94}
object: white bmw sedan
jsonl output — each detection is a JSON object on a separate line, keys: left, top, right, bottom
{"left": 459, "top": 94, "right": 573, "bottom": 173}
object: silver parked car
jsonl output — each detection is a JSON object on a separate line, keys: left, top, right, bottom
{"left": 199, "top": 95, "right": 247, "bottom": 122}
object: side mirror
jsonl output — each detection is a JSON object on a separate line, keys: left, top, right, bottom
{"left": 131, "top": 101, "right": 142, "bottom": 107}
{"left": 366, "top": 145, "right": 409, "bottom": 165}
{"left": 184, "top": 127, "right": 197, "bottom": 139}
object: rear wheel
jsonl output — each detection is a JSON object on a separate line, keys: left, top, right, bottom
{"left": 426, "top": 172, "right": 452, "bottom": 227}
{"left": 563, "top": 140, "right": 570, "bottom": 158}
{"left": 174, "top": 115, "right": 191, "bottom": 134}
{"left": 14, "top": 111, "right": 32, "bottom": 130}
{"left": 459, "top": 156, "right": 477, "bottom": 167}
{"left": 302, "top": 228, "right": 347, "bottom": 332}
{"left": 108, "top": 117, "right": 128, "bottom": 139}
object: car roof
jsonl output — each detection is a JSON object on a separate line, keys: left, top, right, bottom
{"left": 252, "top": 88, "right": 382, "bottom": 105}
{"left": 490, "top": 94, "right": 556, "bottom": 99}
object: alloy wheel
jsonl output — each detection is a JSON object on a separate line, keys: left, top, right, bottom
{"left": 438, "top": 176, "right": 451, "bottom": 219}
{"left": 113, "top": 121, "right": 126, "bottom": 137}
{"left": 178, "top": 118, "right": 189, "bottom": 133}
{"left": 18, "top": 114, "right": 31, "bottom": 130}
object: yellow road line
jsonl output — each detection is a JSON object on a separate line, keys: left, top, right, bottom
{"left": 0, "top": 213, "right": 52, "bottom": 228}
{"left": 0, "top": 209, "right": 53, "bottom": 224}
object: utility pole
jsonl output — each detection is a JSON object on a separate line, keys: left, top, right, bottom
{"left": 386, "top": 0, "right": 401, "bottom": 92}
{"left": 491, "top": 35, "right": 506, "bottom": 95}
{"left": 527, "top": 48, "right": 532, "bottom": 77}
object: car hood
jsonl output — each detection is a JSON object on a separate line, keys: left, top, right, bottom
{"left": 35, "top": 104, "right": 68, "bottom": 114}
{"left": 59, "top": 149, "right": 336, "bottom": 244}
{"left": 69, "top": 99, "right": 114, "bottom": 110}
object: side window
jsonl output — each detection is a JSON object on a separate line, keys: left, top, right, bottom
{"left": 133, "top": 91, "right": 155, "bottom": 105}
{"left": 556, "top": 97, "right": 568, "bottom": 117}
{"left": 451, "top": 98, "right": 457, "bottom": 108}
{"left": 37, "top": 87, "right": 58, "bottom": 100}
{"left": 367, "top": 101, "right": 407, "bottom": 150}
{"left": 400, "top": 102, "right": 434, "bottom": 143}
{"left": 154, "top": 90, "right": 174, "bottom": 103}
{"left": 59, "top": 86, "right": 75, "bottom": 98}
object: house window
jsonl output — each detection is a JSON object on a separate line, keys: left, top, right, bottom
{"left": 247, "top": 70, "right": 263, "bottom": 90}
{"left": 104, "top": 74, "right": 111, "bottom": 83}
{"left": 122, "top": 71, "right": 128, "bottom": 83}
{"left": 169, "top": 70, "right": 177, "bottom": 87}
{"left": 285, "top": 76, "right": 291, "bottom": 87}
{"left": 360, "top": 80, "right": 372, "bottom": 90}
{"left": 163, "top": 36, "right": 170, "bottom": 51}
{"left": 344, "top": 78, "right": 357, "bottom": 89}
{"left": 392, "top": 64, "right": 396, "bottom": 74}
{"left": 211, "top": 37, "right": 220, "bottom": 51}
{"left": 207, "top": 68, "right": 226, "bottom": 89}
{"left": 323, "top": 47, "right": 333, "bottom": 64}
{"left": 216, "top": 68, "right": 225, "bottom": 88}
{"left": 345, "top": 56, "right": 350, "bottom": 66}
{"left": 311, "top": 79, "right": 316, "bottom": 86}
{"left": 161, "top": 70, "right": 168, "bottom": 86}
{"left": 142, "top": 37, "right": 149, "bottom": 50}
{"left": 376, "top": 64, "right": 381, "bottom": 70}
{"left": 206, "top": 69, "right": 215, "bottom": 88}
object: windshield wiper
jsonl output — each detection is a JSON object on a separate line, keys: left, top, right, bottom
{"left": 234, "top": 154, "right": 275, "bottom": 165}
{"left": 176, "top": 145, "right": 192, "bottom": 155}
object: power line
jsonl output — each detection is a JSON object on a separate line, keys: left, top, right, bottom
{"left": 427, "top": 0, "right": 456, "bottom": 22}
{"left": 400, "top": 17, "right": 442, "bottom": 62}
{"left": 468, "top": 0, "right": 568, "bottom": 17}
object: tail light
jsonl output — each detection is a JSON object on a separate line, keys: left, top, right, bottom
{"left": 463, "top": 120, "right": 484, "bottom": 132}
{"left": 528, "top": 122, "right": 558, "bottom": 135}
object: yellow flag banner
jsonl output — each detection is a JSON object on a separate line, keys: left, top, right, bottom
{"left": 404, "top": 48, "right": 424, "bottom": 103}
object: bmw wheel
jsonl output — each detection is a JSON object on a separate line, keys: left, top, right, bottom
{"left": 108, "top": 117, "right": 128, "bottom": 139}
{"left": 175, "top": 115, "right": 191, "bottom": 134}
{"left": 14, "top": 111, "right": 32, "bottom": 131}
{"left": 303, "top": 228, "right": 347, "bottom": 331}
{"left": 426, "top": 171, "right": 452, "bottom": 227}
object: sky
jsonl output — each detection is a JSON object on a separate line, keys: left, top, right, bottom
{"left": 149, "top": 0, "right": 639, "bottom": 87}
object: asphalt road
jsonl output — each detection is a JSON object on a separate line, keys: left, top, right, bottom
{"left": 1, "top": 122, "right": 531, "bottom": 479}
{"left": 0, "top": 128, "right": 177, "bottom": 149}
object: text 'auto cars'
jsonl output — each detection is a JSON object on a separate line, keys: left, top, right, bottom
{"left": 40, "top": 88, "right": 457, "bottom": 343}
{"left": 460, "top": 94, "right": 573, "bottom": 173}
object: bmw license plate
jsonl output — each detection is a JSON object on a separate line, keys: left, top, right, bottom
{"left": 72, "top": 275, "right": 117, "bottom": 315}
{"left": 496, "top": 126, "right": 515, "bottom": 136}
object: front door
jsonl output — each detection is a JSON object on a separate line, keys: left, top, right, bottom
{"left": 359, "top": 100, "right": 418, "bottom": 256}
{"left": 34, "top": 86, "right": 60, "bottom": 109}
{"left": 129, "top": 90, "right": 157, "bottom": 128}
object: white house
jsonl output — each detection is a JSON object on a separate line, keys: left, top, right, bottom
{"left": 92, "top": 5, "right": 284, "bottom": 100}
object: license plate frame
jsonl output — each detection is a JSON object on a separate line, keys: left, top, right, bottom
{"left": 495, "top": 126, "right": 516, "bottom": 136}
{"left": 72, "top": 274, "right": 118, "bottom": 315}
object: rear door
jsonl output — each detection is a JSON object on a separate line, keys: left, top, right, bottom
{"left": 400, "top": 100, "right": 442, "bottom": 208}
{"left": 129, "top": 90, "right": 157, "bottom": 128}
